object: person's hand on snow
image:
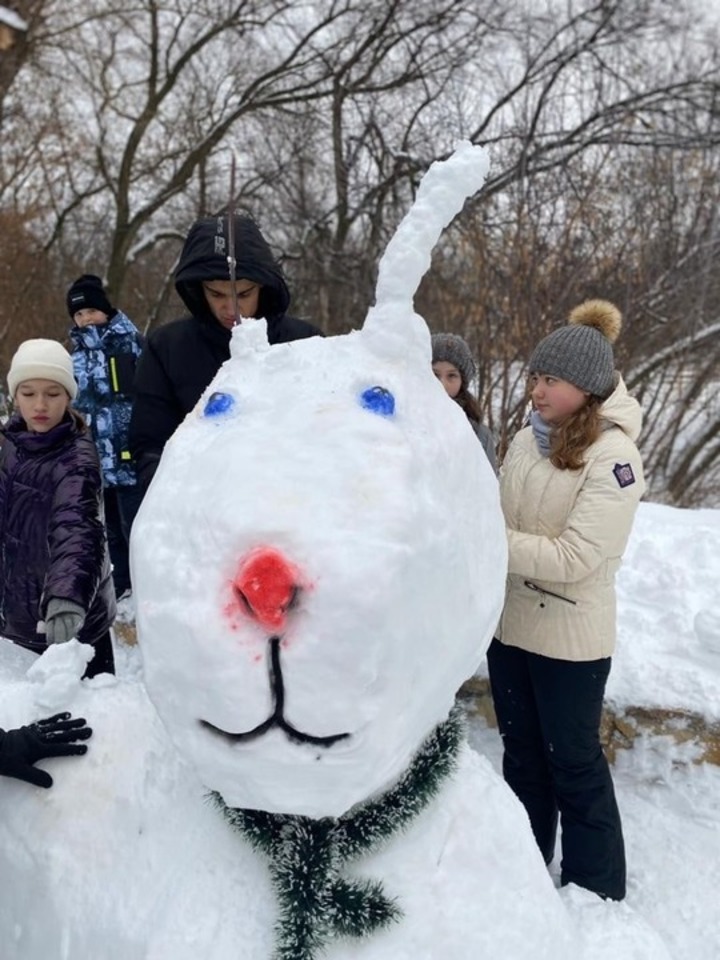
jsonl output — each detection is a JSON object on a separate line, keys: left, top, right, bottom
{"left": 0, "top": 712, "right": 93, "bottom": 788}
{"left": 45, "top": 599, "right": 86, "bottom": 644}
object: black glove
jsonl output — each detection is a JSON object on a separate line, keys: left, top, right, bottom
{"left": 0, "top": 712, "right": 93, "bottom": 788}
{"left": 45, "top": 598, "right": 86, "bottom": 644}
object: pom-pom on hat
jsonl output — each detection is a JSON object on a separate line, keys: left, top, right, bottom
{"left": 431, "top": 333, "right": 476, "bottom": 386}
{"left": 529, "top": 299, "right": 622, "bottom": 399}
{"left": 7, "top": 338, "right": 78, "bottom": 401}
{"left": 66, "top": 274, "right": 113, "bottom": 320}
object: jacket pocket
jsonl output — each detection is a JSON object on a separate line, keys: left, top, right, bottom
{"left": 523, "top": 580, "right": 577, "bottom": 606}
{"left": 108, "top": 353, "right": 137, "bottom": 396}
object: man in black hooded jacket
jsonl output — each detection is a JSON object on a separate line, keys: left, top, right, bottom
{"left": 129, "top": 214, "right": 322, "bottom": 490}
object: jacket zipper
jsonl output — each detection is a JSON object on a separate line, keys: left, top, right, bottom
{"left": 109, "top": 355, "right": 120, "bottom": 393}
{"left": 524, "top": 580, "right": 577, "bottom": 606}
{"left": 0, "top": 446, "right": 20, "bottom": 624}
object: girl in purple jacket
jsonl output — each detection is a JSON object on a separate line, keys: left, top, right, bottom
{"left": 0, "top": 339, "right": 116, "bottom": 677}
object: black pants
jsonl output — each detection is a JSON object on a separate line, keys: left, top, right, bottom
{"left": 104, "top": 486, "right": 143, "bottom": 598}
{"left": 82, "top": 631, "right": 115, "bottom": 679}
{"left": 487, "top": 638, "right": 626, "bottom": 901}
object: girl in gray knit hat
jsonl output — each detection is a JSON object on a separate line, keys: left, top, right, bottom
{"left": 487, "top": 299, "right": 645, "bottom": 902}
{"left": 431, "top": 333, "right": 497, "bottom": 474}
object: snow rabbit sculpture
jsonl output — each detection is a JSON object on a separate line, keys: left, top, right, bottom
{"left": 0, "top": 143, "right": 575, "bottom": 960}
{"left": 131, "top": 140, "right": 573, "bottom": 960}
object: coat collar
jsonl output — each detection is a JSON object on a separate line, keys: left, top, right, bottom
{"left": 2, "top": 413, "right": 78, "bottom": 454}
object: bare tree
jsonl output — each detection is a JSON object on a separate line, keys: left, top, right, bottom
{"left": 0, "top": 209, "right": 68, "bottom": 375}
{"left": 0, "top": 0, "right": 49, "bottom": 124}
{"left": 1, "top": 0, "right": 500, "bottom": 329}
{"left": 258, "top": 0, "right": 499, "bottom": 333}
{"left": 257, "top": 0, "right": 720, "bottom": 340}
{"left": 417, "top": 140, "right": 720, "bottom": 504}
{"left": 1, "top": 0, "right": 719, "bottom": 502}
{"left": 469, "top": 1, "right": 720, "bottom": 199}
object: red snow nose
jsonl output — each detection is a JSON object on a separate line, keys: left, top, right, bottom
{"left": 232, "top": 547, "right": 301, "bottom": 633}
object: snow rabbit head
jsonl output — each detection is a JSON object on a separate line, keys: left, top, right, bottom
{"left": 133, "top": 142, "right": 507, "bottom": 818}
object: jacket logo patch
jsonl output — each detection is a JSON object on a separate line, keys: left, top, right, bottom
{"left": 613, "top": 462, "right": 636, "bottom": 488}
{"left": 214, "top": 235, "right": 226, "bottom": 255}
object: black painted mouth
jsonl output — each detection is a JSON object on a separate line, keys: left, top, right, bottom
{"left": 200, "top": 636, "right": 350, "bottom": 748}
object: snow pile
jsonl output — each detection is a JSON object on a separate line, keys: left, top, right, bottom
{"left": 610, "top": 501, "right": 720, "bottom": 717}
{"left": 1, "top": 639, "right": 683, "bottom": 960}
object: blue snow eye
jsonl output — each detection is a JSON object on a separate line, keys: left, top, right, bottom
{"left": 359, "top": 386, "right": 395, "bottom": 417}
{"left": 203, "top": 391, "right": 236, "bottom": 418}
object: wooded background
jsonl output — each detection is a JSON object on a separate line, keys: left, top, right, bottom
{"left": 1, "top": 0, "right": 718, "bottom": 505}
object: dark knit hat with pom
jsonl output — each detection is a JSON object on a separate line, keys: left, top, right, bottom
{"left": 529, "top": 299, "right": 622, "bottom": 399}
{"left": 66, "top": 274, "right": 114, "bottom": 320}
{"left": 431, "top": 333, "right": 476, "bottom": 386}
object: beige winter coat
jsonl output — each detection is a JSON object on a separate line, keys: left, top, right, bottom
{"left": 498, "top": 375, "right": 645, "bottom": 661}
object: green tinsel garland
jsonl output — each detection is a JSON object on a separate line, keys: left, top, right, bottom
{"left": 211, "top": 703, "right": 465, "bottom": 960}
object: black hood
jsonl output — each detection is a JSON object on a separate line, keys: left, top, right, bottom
{"left": 174, "top": 215, "right": 291, "bottom": 321}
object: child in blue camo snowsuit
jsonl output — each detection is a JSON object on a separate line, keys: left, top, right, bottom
{"left": 67, "top": 274, "right": 143, "bottom": 601}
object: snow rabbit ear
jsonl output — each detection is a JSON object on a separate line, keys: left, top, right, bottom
{"left": 361, "top": 140, "right": 490, "bottom": 363}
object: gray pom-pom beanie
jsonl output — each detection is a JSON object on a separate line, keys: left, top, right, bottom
{"left": 529, "top": 300, "right": 622, "bottom": 399}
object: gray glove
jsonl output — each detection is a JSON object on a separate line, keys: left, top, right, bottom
{"left": 45, "top": 599, "right": 86, "bottom": 644}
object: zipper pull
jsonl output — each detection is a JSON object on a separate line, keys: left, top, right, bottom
{"left": 524, "top": 580, "right": 545, "bottom": 607}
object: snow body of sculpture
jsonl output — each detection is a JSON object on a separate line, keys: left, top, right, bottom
{"left": 0, "top": 142, "right": 609, "bottom": 960}
{"left": 128, "top": 140, "right": 573, "bottom": 958}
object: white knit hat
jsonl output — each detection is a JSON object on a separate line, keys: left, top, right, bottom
{"left": 7, "top": 339, "right": 78, "bottom": 400}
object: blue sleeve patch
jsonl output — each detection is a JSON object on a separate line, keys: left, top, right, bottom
{"left": 613, "top": 462, "right": 636, "bottom": 488}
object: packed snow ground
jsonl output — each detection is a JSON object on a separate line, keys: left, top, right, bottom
{"left": 118, "top": 499, "right": 720, "bottom": 959}
{"left": 0, "top": 501, "right": 715, "bottom": 959}
{"left": 468, "top": 716, "right": 720, "bottom": 960}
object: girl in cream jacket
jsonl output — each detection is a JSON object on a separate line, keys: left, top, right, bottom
{"left": 488, "top": 300, "right": 644, "bottom": 903}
